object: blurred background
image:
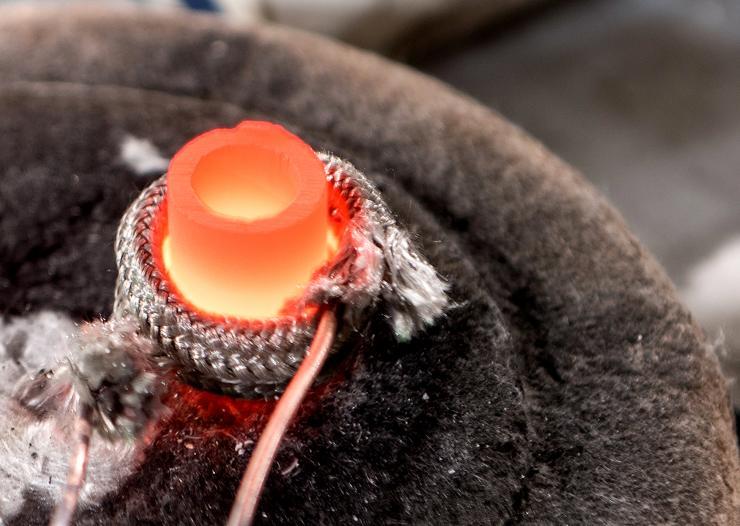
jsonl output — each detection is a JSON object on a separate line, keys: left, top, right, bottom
{"left": 3, "top": 0, "right": 739, "bottom": 409}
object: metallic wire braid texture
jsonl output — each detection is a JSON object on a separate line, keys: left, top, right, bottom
{"left": 114, "top": 154, "right": 448, "bottom": 395}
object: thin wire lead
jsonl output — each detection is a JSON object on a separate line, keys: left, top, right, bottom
{"left": 50, "top": 403, "right": 93, "bottom": 526}
{"left": 227, "top": 308, "right": 337, "bottom": 526}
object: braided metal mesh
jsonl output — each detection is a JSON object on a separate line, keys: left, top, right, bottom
{"left": 114, "top": 154, "right": 448, "bottom": 396}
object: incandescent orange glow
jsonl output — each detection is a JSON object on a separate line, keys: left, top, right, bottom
{"left": 164, "top": 121, "right": 328, "bottom": 319}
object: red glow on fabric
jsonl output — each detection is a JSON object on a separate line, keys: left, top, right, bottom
{"left": 163, "top": 121, "right": 328, "bottom": 319}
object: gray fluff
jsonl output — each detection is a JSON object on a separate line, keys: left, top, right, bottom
{"left": 0, "top": 312, "right": 145, "bottom": 518}
{"left": 311, "top": 154, "right": 450, "bottom": 341}
{"left": 18, "top": 318, "right": 168, "bottom": 440}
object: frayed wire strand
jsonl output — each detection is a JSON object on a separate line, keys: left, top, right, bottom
{"left": 49, "top": 403, "right": 93, "bottom": 526}
{"left": 227, "top": 308, "right": 337, "bottom": 526}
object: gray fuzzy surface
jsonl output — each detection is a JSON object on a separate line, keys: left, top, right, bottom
{"left": 0, "top": 5, "right": 737, "bottom": 525}
{"left": 0, "top": 312, "right": 142, "bottom": 520}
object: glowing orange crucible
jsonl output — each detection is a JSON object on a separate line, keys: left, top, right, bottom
{"left": 162, "top": 121, "right": 329, "bottom": 319}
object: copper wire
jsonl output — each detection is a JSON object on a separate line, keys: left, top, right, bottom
{"left": 227, "top": 308, "right": 337, "bottom": 526}
{"left": 49, "top": 403, "right": 93, "bottom": 526}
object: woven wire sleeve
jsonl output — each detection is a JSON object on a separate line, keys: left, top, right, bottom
{"left": 114, "top": 154, "right": 448, "bottom": 396}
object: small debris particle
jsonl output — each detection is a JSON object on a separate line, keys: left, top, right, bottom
{"left": 280, "top": 458, "right": 299, "bottom": 476}
{"left": 234, "top": 439, "right": 253, "bottom": 455}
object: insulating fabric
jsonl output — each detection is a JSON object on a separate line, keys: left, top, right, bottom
{"left": 0, "top": 6, "right": 737, "bottom": 525}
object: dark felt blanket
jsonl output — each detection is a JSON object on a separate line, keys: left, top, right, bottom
{"left": 0, "top": 6, "right": 737, "bottom": 525}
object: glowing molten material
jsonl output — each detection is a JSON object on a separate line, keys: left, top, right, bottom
{"left": 163, "top": 121, "right": 328, "bottom": 319}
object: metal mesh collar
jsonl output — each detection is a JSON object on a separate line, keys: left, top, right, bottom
{"left": 114, "top": 154, "right": 448, "bottom": 396}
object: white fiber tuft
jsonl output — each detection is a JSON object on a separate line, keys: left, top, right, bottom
{"left": 119, "top": 135, "right": 169, "bottom": 176}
